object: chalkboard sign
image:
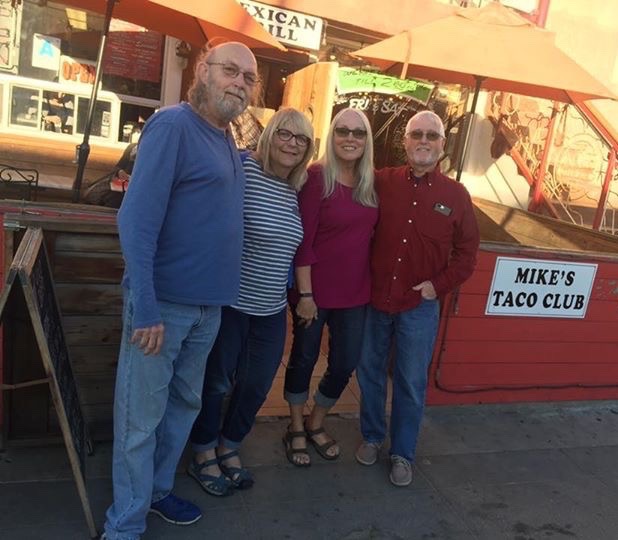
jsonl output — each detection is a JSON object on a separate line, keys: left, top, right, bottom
{"left": 0, "top": 227, "right": 96, "bottom": 538}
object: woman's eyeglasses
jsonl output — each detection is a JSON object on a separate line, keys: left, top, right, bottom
{"left": 406, "top": 129, "right": 443, "bottom": 141}
{"left": 206, "top": 62, "right": 260, "bottom": 87}
{"left": 275, "top": 128, "right": 311, "bottom": 147}
{"left": 334, "top": 127, "right": 367, "bottom": 139}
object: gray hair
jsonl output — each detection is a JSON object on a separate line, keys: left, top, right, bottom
{"left": 406, "top": 110, "right": 445, "bottom": 137}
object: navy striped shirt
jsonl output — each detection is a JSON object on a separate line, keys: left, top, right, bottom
{"left": 233, "top": 156, "right": 304, "bottom": 316}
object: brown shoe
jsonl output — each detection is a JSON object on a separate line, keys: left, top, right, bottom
{"left": 389, "top": 455, "right": 412, "bottom": 486}
{"left": 355, "top": 441, "right": 382, "bottom": 466}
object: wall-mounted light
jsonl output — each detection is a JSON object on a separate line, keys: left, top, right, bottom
{"left": 175, "top": 40, "right": 191, "bottom": 70}
{"left": 175, "top": 40, "right": 191, "bottom": 59}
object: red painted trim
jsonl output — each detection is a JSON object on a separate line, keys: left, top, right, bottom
{"left": 535, "top": 0, "right": 551, "bottom": 28}
{"left": 528, "top": 102, "right": 559, "bottom": 212}
{"left": 593, "top": 149, "right": 616, "bottom": 230}
{"left": 508, "top": 145, "right": 561, "bottom": 219}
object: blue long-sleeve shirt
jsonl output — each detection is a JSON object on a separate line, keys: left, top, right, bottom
{"left": 117, "top": 103, "right": 245, "bottom": 328}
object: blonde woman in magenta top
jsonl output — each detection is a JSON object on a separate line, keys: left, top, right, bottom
{"left": 283, "top": 108, "right": 378, "bottom": 466}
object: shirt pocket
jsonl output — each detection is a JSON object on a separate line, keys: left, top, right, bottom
{"left": 416, "top": 205, "right": 454, "bottom": 244}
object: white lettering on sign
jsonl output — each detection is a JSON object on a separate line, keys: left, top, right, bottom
{"left": 485, "top": 257, "right": 597, "bottom": 318}
{"left": 239, "top": 0, "right": 323, "bottom": 51}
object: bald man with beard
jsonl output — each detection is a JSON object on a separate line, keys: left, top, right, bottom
{"left": 102, "top": 42, "right": 259, "bottom": 540}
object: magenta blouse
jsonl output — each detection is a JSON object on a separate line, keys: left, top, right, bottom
{"left": 294, "top": 164, "right": 378, "bottom": 309}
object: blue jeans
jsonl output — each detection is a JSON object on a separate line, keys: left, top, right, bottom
{"left": 356, "top": 301, "right": 439, "bottom": 462}
{"left": 284, "top": 305, "right": 367, "bottom": 408}
{"left": 190, "top": 306, "right": 287, "bottom": 450}
{"left": 104, "top": 292, "right": 221, "bottom": 540}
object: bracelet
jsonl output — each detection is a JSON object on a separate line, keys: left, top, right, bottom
{"left": 299, "top": 292, "right": 313, "bottom": 298}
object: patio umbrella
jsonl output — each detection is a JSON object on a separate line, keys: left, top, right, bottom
{"left": 65, "top": 0, "right": 285, "bottom": 201}
{"left": 352, "top": 2, "right": 616, "bottom": 180}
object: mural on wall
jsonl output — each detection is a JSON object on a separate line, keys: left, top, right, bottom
{"left": 0, "top": 0, "right": 19, "bottom": 73}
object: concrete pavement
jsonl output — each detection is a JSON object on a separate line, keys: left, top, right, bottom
{"left": 2, "top": 401, "right": 618, "bottom": 539}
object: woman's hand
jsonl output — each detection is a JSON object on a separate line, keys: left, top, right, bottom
{"left": 296, "top": 297, "right": 318, "bottom": 327}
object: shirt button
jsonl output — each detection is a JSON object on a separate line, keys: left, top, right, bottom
{"left": 393, "top": 276, "right": 397, "bottom": 280}
{"left": 413, "top": 201, "right": 417, "bottom": 206}
{"left": 403, "top": 238, "right": 407, "bottom": 243}
{"left": 397, "top": 258, "right": 402, "bottom": 262}
{"left": 408, "top": 219, "right": 412, "bottom": 223}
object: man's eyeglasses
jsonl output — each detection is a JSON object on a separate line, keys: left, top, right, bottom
{"left": 276, "top": 128, "right": 311, "bottom": 147}
{"left": 206, "top": 62, "right": 260, "bottom": 86}
{"left": 406, "top": 129, "right": 443, "bottom": 142}
{"left": 334, "top": 127, "right": 367, "bottom": 139}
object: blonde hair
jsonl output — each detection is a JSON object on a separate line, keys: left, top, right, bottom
{"left": 255, "top": 107, "right": 314, "bottom": 191}
{"left": 321, "top": 108, "right": 377, "bottom": 207}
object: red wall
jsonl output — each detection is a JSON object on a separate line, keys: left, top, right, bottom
{"left": 427, "top": 248, "right": 618, "bottom": 405}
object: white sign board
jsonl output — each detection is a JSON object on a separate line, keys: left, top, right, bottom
{"left": 486, "top": 257, "right": 597, "bottom": 318}
{"left": 32, "top": 34, "right": 61, "bottom": 71}
{"left": 239, "top": 0, "right": 323, "bottom": 51}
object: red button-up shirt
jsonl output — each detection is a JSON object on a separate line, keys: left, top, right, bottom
{"left": 371, "top": 166, "right": 480, "bottom": 314}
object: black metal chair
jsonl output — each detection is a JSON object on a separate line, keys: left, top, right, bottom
{"left": 0, "top": 163, "right": 39, "bottom": 201}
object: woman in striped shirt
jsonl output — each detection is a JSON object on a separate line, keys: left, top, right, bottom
{"left": 188, "top": 108, "right": 314, "bottom": 496}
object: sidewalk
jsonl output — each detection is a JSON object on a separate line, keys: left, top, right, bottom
{"left": 2, "top": 401, "right": 618, "bottom": 539}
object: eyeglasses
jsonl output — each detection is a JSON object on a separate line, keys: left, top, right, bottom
{"left": 334, "top": 127, "right": 367, "bottom": 139}
{"left": 206, "top": 62, "right": 260, "bottom": 86}
{"left": 275, "top": 128, "right": 311, "bottom": 147}
{"left": 406, "top": 129, "right": 443, "bottom": 141}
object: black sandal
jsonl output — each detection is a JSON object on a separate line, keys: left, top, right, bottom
{"left": 282, "top": 426, "right": 311, "bottom": 467}
{"left": 305, "top": 424, "right": 340, "bottom": 461}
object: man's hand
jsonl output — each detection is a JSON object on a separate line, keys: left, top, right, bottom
{"left": 412, "top": 281, "right": 437, "bottom": 300}
{"left": 131, "top": 324, "right": 165, "bottom": 356}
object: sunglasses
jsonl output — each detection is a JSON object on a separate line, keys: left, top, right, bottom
{"left": 275, "top": 128, "right": 311, "bottom": 147}
{"left": 406, "top": 129, "right": 443, "bottom": 141}
{"left": 334, "top": 127, "right": 367, "bottom": 139}
{"left": 206, "top": 62, "right": 260, "bottom": 86}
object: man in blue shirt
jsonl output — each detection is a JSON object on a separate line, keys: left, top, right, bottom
{"left": 102, "top": 41, "right": 258, "bottom": 540}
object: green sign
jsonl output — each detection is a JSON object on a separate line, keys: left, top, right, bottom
{"left": 337, "top": 67, "right": 433, "bottom": 104}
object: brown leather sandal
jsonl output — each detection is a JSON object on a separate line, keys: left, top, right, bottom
{"left": 305, "top": 424, "right": 340, "bottom": 461}
{"left": 282, "top": 427, "right": 311, "bottom": 467}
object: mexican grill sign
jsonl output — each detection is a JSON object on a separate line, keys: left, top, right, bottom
{"left": 485, "top": 257, "right": 597, "bottom": 318}
{"left": 239, "top": 0, "right": 323, "bottom": 51}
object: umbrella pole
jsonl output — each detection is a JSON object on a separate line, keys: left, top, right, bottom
{"left": 71, "top": 0, "right": 117, "bottom": 203}
{"left": 455, "top": 76, "right": 484, "bottom": 183}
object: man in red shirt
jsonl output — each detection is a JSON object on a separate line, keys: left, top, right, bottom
{"left": 355, "top": 110, "right": 480, "bottom": 486}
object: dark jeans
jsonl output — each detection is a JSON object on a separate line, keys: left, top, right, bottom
{"left": 284, "top": 304, "right": 367, "bottom": 408}
{"left": 190, "top": 306, "right": 287, "bottom": 450}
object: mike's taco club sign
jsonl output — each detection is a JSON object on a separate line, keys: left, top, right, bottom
{"left": 486, "top": 257, "right": 597, "bottom": 318}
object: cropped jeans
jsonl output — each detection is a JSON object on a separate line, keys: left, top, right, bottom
{"left": 356, "top": 300, "right": 439, "bottom": 462}
{"left": 284, "top": 305, "right": 367, "bottom": 408}
{"left": 190, "top": 306, "right": 287, "bottom": 451}
{"left": 103, "top": 291, "right": 221, "bottom": 540}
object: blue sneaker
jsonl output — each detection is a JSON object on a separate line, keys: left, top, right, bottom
{"left": 149, "top": 493, "right": 202, "bottom": 525}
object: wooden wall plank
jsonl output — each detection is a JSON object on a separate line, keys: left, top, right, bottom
{"left": 53, "top": 253, "right": 124, "bottom": 284}
{"left": 440, "top": 340, "right": 618, "bottom": 364}
{"left": 56, "top": 284, "right": 122, "bottom": 315}
{"left": 444, "top": 318, "right": 616, "bottom": 342}
{"left": 63, "top": 316, "right": 122, "bottom": 347}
